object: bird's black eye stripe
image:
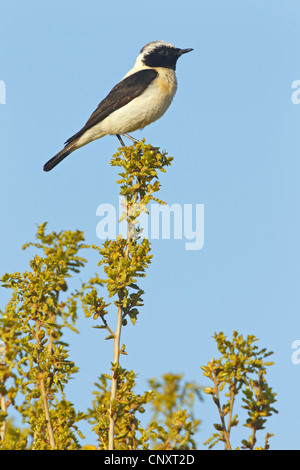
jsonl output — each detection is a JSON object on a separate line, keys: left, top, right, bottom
{"left": 142, "top": 45, "right": 183, "bottom": 70}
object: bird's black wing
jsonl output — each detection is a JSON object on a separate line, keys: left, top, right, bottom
{"left": 65, "top": 68, "right": 158, "bottom": 146}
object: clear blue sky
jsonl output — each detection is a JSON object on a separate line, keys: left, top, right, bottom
{"left": 1, "top": 0, "right": 300, "bottom": 450}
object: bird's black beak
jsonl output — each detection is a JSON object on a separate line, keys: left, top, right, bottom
{"left": 177, "top": 48, "right": 193, "bottom": 55}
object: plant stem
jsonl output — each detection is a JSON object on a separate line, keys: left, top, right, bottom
{"left": 264, "top": 432, "right": 271, "bottom": 450}
{"left": 39, "top": 376, "right": 56, "bottom": 449}
{"left": 108, "top": 303, "right": 122, "bottom": 450}
{"left": 212, "top": 370, "right": 231, "bottom": 450}
{"left": 0, "top": 385, "right": 7, "bottom": 443}
{"left": 250, "top": 426, "right": 256, "bottom": 450}
{"left": 35, "top": 320, "right": 56, "bottom": 449}
{"left": 227, "top": 380, "right": 236, "bottom": 440}
{"left": 108, "top": 186, "right": 139, "bottom": 450}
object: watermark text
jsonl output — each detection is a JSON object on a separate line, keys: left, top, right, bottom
{"left": 96, "top": 198, "right": 204, "bottom": 251}
{"left": 0, "top": 80, "right": 6, "bottom": 104}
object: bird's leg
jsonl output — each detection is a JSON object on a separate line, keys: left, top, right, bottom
{"left": 116, "top": 133, "right": 140, "bottom": 146}
{"left": 122, "top": 133, "right": 140, "bottom": 143}
{"left": 116, "top": 134, "right": 126, "bottom": 146}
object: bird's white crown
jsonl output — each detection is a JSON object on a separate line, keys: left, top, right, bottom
{"left": 133, "top": 41, "right": 176, "bottom": 69}
{"left": 140, "top": 40, "right": 176, "bottom": 55}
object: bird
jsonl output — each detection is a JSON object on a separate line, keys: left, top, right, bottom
{"left": 43, "top": 40, "right": 193, "bottom": 172}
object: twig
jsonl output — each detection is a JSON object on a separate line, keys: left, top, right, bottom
{"left": 108, "top": 304, "right": 123, "bottom": 450}
{"left": 227, "top": 380, "right": 236, "bottom": 440}
{"left": 250, "top": 426, "right": 257, "bottom": 450}
{"left": 0, "top": 385, "right": 7, "bottom": 443}
{"left": 35, "top": 320, "right": 56, "bottom": 449}
{"left": 264, "top": 432, "right": 272, "bottom": 450}
{"left": 212, "top": 370, "right": 232, "bottom": 450}
{"left": 108, "top": 176, "right": 139, "bottom": 449}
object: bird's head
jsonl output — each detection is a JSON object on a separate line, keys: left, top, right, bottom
{"left": 136, "top": 41, "right": 193, "bottom": 71}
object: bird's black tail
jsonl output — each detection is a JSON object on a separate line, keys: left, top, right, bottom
{"left": 43, "top": 145, "right": 74, "bottom": 172}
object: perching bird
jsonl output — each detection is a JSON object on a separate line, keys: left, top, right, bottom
{"left": 43, "top": 40, "right": 193, "bottom": 172}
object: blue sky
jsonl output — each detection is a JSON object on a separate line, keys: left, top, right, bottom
{"left": 1, "top": 0, "right": 300, "bottom": 449}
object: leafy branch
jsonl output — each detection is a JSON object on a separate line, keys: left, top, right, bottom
{"left": 0, "top": 143, "right": 279, "bottom": 451}
{"left": 0, "top": 224, "right": 88, "bottom": 449}
{"left": 82, "top": 140, "right": 172, "bottom": 449}
{"left": 202, "top": 331, "right": 277, "bottom": 450}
